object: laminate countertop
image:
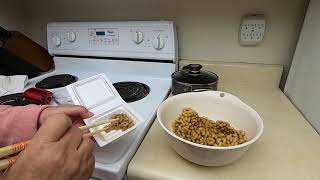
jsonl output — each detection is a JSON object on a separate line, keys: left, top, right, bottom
{"left": 127, "top": 61, "right": 320, "bottom": 180}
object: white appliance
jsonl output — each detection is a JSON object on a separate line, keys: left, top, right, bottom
{"left": 285, "top": 0, "right": 320, "bottom": 134}
{"left": 25, "top": 21, "right": 177, "bottom": 179}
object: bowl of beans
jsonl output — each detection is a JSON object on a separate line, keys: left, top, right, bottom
{"left": 157, "top": 91, "right": 263, "bottom": 166}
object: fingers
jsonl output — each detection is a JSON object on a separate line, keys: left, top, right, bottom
{"left": 73, "top": 119, "right": 86, "bottom": 128}
{"left": 77, "top": 138, "right": 95, "bottom": 159}
{"left": 59, "top": 105, "right": 94, "bottom": 120}
{"left": 79, "top": 154, "right": 95, "bottom": 180}
{"left": 87, "top": 155, "right": 95, "bottom": 178}
{"left": 77, "top": 138, "right": 95, "bottom": 180}
{"left": 38, "top": 105, "right": 94, "bottom": 128}
{"left": 34, "top": 113, "right": 72, "bottom": 142}
{"left": 59, "top": 126, "right": 83, "bottom": 149}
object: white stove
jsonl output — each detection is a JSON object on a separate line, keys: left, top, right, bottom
{"left": 25, "top": 21, "right": 177, "bottom": 180}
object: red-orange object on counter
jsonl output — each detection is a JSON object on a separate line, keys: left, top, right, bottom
{"left": 23, "top": 88, "right": 53, "bottom": 105}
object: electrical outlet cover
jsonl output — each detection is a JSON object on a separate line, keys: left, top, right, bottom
{"left": 239, "top": 14, "right": 266, "bottom": 46}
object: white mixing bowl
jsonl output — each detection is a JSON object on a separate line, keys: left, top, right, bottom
{"left": 157, "top": 91, "right": 263, "bottom": 166}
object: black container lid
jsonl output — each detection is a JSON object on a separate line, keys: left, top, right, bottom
{"left": 172, "top": 64, "right": 218, "bottom": 84}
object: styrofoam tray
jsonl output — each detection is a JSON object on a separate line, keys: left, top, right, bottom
{"left": 66, "top": 73, "right": 143, "bottom": 147}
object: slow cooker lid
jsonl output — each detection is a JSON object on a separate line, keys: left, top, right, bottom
{"left": 172, "top": 64, "right": 218, "bottom": 84}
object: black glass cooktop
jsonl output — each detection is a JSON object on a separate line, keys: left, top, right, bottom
{"left": 113, "top": 81, "right": 150, "bottom": 103}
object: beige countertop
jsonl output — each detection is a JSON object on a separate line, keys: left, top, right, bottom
{"left": 127, "top": 61, "right": 320, "bottom": 180}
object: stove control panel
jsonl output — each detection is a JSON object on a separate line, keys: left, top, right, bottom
{"left": 47, "top": 21, "right": 177, "bottom": 62}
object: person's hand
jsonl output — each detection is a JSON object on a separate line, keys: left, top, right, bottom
{"left": 3, "top": 113, "right": 95, "bottom": 180}
{"left": 39, "top": 105, "right": 94, "bottom": 127}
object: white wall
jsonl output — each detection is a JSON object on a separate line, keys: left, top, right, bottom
{"left": 285, "top": 0, "right": 320, "bottom": 133}
{"left": 24, "top": 0, "right": 308, "bottom": 87}
{"left": 0, "top": 0, "right": 29, "bottom": 35}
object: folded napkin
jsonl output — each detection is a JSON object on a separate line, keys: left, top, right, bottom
{"left": 0, "top": 75, "right": 28, "bottom": 96}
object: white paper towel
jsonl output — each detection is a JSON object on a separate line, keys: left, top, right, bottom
{"left": 0, "top": 75, "right": 28, "bottom": 96}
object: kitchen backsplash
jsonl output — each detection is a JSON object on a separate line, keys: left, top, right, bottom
{"left": 179, "top": 60, "right": 283, "bottom": 91}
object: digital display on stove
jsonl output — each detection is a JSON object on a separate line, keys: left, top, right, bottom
{"left": 89, "top": 28, "right": 119, "bottom": 45}
{"left": 96, "top": 31, "right": 105, "bottom": 36}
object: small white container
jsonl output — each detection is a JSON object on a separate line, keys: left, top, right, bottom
{"left": 157, "top": 91, "right": 263, "bottom": 166}
{"left": 66, "top": 73, "right": 143, "bottom": 147}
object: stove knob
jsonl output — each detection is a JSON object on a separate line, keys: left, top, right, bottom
{"left": 152, "top": 35, "right": 165, "bottom": 50}
{"left": 52, "top": 35, "right": 61, "bottom": 47}
{"left": 132, "top": 30, "right": 144, "bottom": 44}
{"left": 66, "top": 31, "right": 76, "bottom": 42}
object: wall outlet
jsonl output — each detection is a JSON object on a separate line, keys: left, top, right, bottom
{"left": 239, "top": 14, "right": 266, "bottom": 46}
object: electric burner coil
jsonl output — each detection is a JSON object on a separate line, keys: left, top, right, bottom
{"left": 113, "top": 82, "right": 150, "bottom": 103}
